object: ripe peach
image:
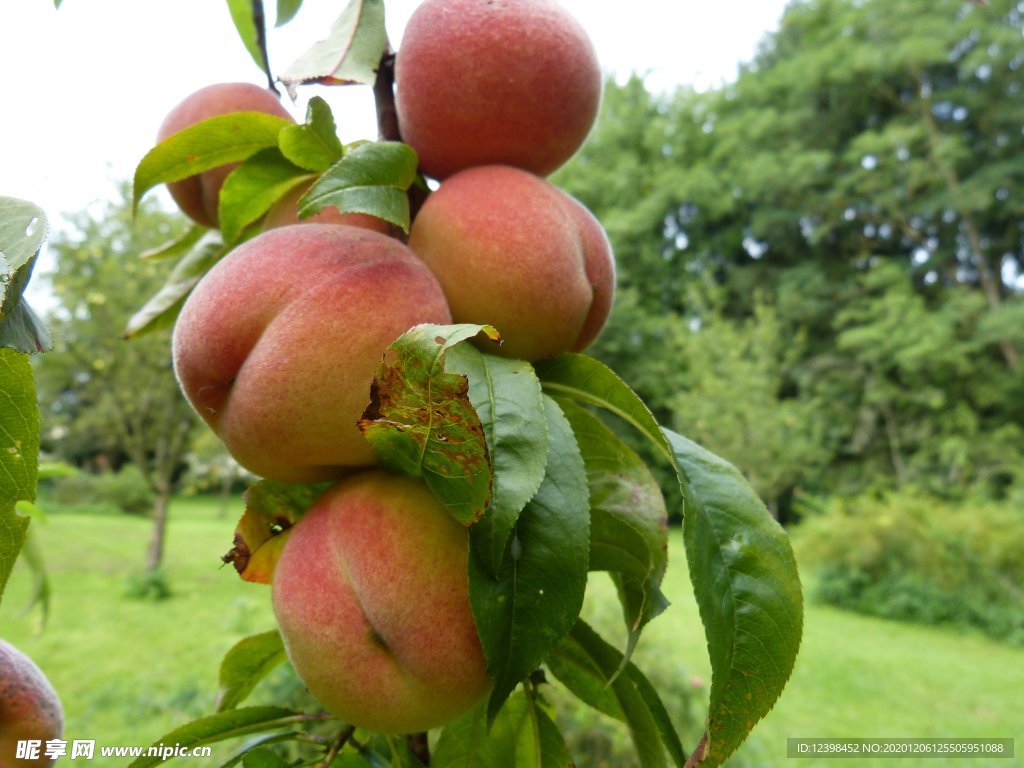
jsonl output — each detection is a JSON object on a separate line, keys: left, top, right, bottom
{"left": 262, "top": 182, "right": 391, "bottom": 235}
{"left": 395, "top": 0, "right": 602, "bottom": 179}
{"left": 272, "top": 471, "right": 490, "bottom": 734}
{"left": 408, "top": 165, "right": 615, "bottom": 360}
{"left": 157, "top": 82, "right": 294, "bottom": 228}
{"left": 172, "top": 224, "right": 452, "bottom": 482}
{"left": 0, "top": 640, "right": 63, "bottom": 768}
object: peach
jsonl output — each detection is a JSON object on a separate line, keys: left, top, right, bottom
{"left": 408, "top": 165, "right": 615, "bottom": 360}
{"left": 0, "top": 640, "right": 63, "bottom": 768}
{"left": 172, "top": 224, "right": 451, "bottom": 482}
{"left": 262, "top": 182, "right": 391, "bottom": 235}
{"left": 157, "top": 82, "right": 294, "bottom": 228}
{"left": 272, "top": 471, "right": 490, "bottom": 733}
{"left": 395, "top": 0, "right": 602, "bottom": 179}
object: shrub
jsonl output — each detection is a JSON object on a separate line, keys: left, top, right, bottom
{"left": 794, "top": 489, "right": 1024, "bottom": 645}
{"left": 49, "top": 465, "right": 154, "bottom": 515}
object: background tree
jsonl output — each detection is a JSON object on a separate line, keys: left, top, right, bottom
{"left": 34, "top": 188, "right": 199, "bottom": 572}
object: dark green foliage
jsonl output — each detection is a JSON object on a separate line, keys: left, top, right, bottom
{"left": 51, "top": 466, "right": 155, "bottom": 515}
{"left": 556, "top": 0, "right": 1024, "bottom": 507}
{"left": 795, "top": 490, "right": 1024, "bottom": 644}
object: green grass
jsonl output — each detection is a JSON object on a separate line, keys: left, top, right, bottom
{"left": 2, "top": 498, "right": 1022, "bottom": 767}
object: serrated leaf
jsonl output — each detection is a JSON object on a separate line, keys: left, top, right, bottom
{"left": 664, "top": 429, "right": 802, "bottom": 768}
{"left": 125, "top": 232, "right": 228, "bottom": 339}
{"left": 299, "top": 141, "right": 418, "bottom": 232}
{"left": 0, "top": 197, "right": 47, "bottom": 309}
{"left": 127, "top": 707, "right": 312, "bottom": 768}
{"left": 0, "top": 299, "right": 52, "bottom": 354}
{"left": 446, "top": 345, "right": 548, "bottom": 577}
{"left": 226, "top": 0, "right": 264, "bottom": 69}
{"left": 558, "top": 399, "right": 669, "bottom": 666}
{"left": 276, "top": 0, "right": 303, "bottom": 26}
{"left": 549, "top": 620, "right": 685, "bottom": 768}
{"left": 358, "top": 323, "right": 498, "bottom": 526}
{"left": 222, "top": 480, "right": 332, "bottom": 584}
{"left": 433, "top": 692, "right": 573, "bottom": 768}
{"left": 216, "top": 630, "right": 288, "bottom": 711}
{"left": 0, "top": 348, "right": 39, "bottom": 604}
{"left": 534, "top": 354, "right": 674, "bottom": 468}
{"left": 278, "top": 97, "right": 344, "bottom": 172}
{"left": 133, "top": 112, "right": 293, "bottom": 215}
{"left": 219, "top": 148, "right": 306, "bottom": 244}
{"left": 469, "top": 396, "right": 589, "bottom": 723}
{"left": 280, "top": 0, "right": 387, "bottom": 91}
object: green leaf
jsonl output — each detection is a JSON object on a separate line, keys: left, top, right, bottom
{"left": 446, "top": 345, "right": 548, "bottom": 577}
{"left": 219, "top": 732, "right": 303, "bottom": 768}
{"left": 218, "top": 148, "right": 306, "bottom": 244}
{"left": 358, "top": 323, "right": 498, "bottom": 526}
{"left": 127, "top": 707, "right": 317, "bottom": 768}
{"left": 0, "top": 299, "right": 52, "bottom": 354}
{"left": 0, "top": 198, "right": 51, "bottom": 353}
{"left": 226, "top": 0, "right": 263, "bottom": 69}
{"left": 139, "top": 225, "right": 207, "bottom": 261}
{"left": 240, "top": 747, "right": 290, "bottom": 768}
{"left": 278, "top": 97, "right": 344, "bottom": 172}
{"left": 216, "top": 630, "right": 288, "bottom": 711}
{"left": 548, "top": 620, "right": 685, "bottom": 768}
{"left": 664, "top": 428, "right": 803, "bottom": 768}
{"left": 558, "top": 400, "right": 670, "bottom": 665}
{"left": 469, "top": 396, "right": 590, "bottom": 723}
{"left": 280, "top": 0, "right": 387, "bottom": 90}
{"left": 433, "top": 691, "right": 573, "bottom": 768}
{"left": 299, "top": 141, "right": 418, "bottom": 232}
{"left": 275, "top": 0, "right": 303, "bottom": 26}
{"left": 0, "top": 348, "right": 39, "bottom": 604}
{"left": 534, "top": 354, "right": 674, "bottom": 467}
{"left": 124, "top": 232, "right": 228, "bottom": 339}
{"left": 133, "top": 111, "right": 293, "bottom": 215}
{"left": 16, "top": 526, "right": 50, "bottom": 627}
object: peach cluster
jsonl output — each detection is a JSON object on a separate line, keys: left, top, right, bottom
{"left": 157, "top": 0, "right": 609, "bottom": 735}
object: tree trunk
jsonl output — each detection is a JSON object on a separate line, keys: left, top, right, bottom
{"left": 145, "top": 485, "right": 172, "bottom": 572}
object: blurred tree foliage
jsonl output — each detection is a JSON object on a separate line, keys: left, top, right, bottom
{"left": 556, "top": 0, "right": 1023, "bottom": 516}
{"left": 34, "top": 187, "right": 200, "bottom": 571}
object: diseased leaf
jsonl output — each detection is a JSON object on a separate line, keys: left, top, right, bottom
{"left": 124, "top": 232, "right": 228, "bottom": 339}
{"left": 446, "top": 344, "right": 548, "bottom": 577}
{"left": 280, "top": 0, "right": 387, "bottom": 91}
{"left": 358, "top": 323, "right": 499, "bottom": 526}
{"left": 299, "top": 141, "right": 418, "bottom": 232}
{"left": 0, "top": 348, "right": 39, "bottom": 604}
{"left": 226, "top": 0, "right": 263, "bottom": 69}
{"left": 126, "top": 707, "right": 314, "bottom": 768}
{"left": 216, "top": 630, "right": 288, "bottom": 712}
{"left": 549, "top": 620, "right": 686, "bottom": 768}
{"left": 664, "top": 429, "right": 802, "bottom": 768}
{"left": 133, "top": 112, "right": 293, "bottom": 214}
{"left": 469, "top": 396, "right": 589, "bottom": 723}
{"left": 218, "top": 148, "right": 306, "bottom": 244}
{"left": 278, "top": 96, "right": 344, "bottom": 172}
{"left": 558, "top": 399, "right": 669, "bottom": 664}
{"left": 222, "top": 480, "right": 332, "bottom": 584}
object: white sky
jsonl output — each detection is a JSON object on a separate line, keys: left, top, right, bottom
{"left": 2, "top": 1, "right": 787, "bottom": 224}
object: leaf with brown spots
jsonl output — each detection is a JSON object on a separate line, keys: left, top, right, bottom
{"left": 223, "top": 480, "right": 331, "bottom": 584}
{"left": 358, "top": 323, "right": 499, "bottom": 526}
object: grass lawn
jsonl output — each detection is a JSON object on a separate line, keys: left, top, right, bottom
{"left": 2, "top": 496, "right": 1021, "bottom": 767}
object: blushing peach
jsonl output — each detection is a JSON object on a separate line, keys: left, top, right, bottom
{"left": 172, "top": 224, "right": 451, "bottom": 482}
{"left": 272, "top": 471, "right": 490, "bottom": 733}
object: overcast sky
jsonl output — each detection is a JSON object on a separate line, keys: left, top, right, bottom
{"left": 2, "top": 0, "right": 788, "bottom": 232}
